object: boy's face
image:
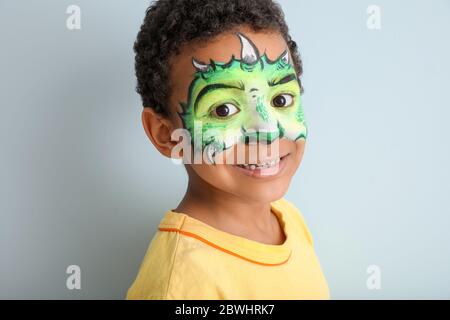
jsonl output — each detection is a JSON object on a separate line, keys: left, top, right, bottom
{"left": 155, "top": 27, "right": 307, "bottom": 203}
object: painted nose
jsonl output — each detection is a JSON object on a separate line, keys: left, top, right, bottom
{"left": 242, "top": 128, "right": 280, "bottom": 144}
{"left": 242, "top": 111, "right": 280, "bottom": 144}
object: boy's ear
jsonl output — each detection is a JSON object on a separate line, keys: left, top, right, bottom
{"left": 142, "top": 107, "right": 176, "bottom": 158}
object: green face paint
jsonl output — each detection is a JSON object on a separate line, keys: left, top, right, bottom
{"left": 178, "top": 32, "right": 307, "bottom": 160}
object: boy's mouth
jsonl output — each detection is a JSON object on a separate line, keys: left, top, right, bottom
{"left": 232, "top": 153, "right": 290, "bottom": 178}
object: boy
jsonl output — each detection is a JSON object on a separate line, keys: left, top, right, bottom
{"left": 127, "top": 0, "right": 329, "bottom": 299}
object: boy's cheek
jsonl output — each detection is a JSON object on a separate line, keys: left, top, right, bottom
{"left": 292, "top": 139, "right": 306, "bottom": 167}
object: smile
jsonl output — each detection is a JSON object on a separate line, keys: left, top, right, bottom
{"left": 232, "top": 154, "right": 290, "bottom": 178}
{"left": 236, "top": 157, "right": 280, "bottom": 170}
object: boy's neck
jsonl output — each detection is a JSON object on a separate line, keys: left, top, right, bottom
{"left": 174, "top": 177, "right": 286, "bottom": 245}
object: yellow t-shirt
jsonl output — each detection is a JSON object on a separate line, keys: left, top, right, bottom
{"left": 126, "top": 198, "right": 330, "bottom": 299}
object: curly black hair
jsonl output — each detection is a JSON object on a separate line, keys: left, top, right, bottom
{"left": 134, "top": 0, "right": 303, "bottom": 116}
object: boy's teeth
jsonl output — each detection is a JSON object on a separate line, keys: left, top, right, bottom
{"left": 238, "top": 157, "right": 280, "bottom": 170}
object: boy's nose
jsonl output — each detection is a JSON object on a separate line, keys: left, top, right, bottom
{"left": 241, "top": 96, "right": 280, "bottom": 144}
{"left": 241, "top": 114, "right": 280, "bottom": 144}
{"left": 242, "top": 129, "right": 280, "bottom": 144}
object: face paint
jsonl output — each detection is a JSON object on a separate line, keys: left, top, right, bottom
{"left": 178, "top": 32, "right": 308, "bottom": 162}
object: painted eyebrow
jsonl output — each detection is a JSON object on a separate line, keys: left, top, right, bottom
{"left": 268, "top": 73, "right": 297, "bottom": 87}
{"left": 194, "top": 81, "right": 245, "bottom": 110}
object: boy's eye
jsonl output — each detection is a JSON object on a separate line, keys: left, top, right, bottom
{"left": 211, "top": 103, "right": 240, "bottom": 118}
{"left": 272, "top": 94, "right": 294, "bottom": 108}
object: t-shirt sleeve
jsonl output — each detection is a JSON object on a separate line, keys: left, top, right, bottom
{"left": 126, "top": 231, "right": 180, "bottom": 300}
{"left": 164, "top": 239, "right": 225, "bottom": 300}
{"left": 126, "top": 231, "right": 224, "bottom": 300}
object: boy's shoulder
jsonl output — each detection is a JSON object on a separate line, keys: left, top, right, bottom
{"left": 126, "top": 212, "right": 222, "bottom": 300}
{"left": 126, "top": 226, "right": 179, "bottom": 299}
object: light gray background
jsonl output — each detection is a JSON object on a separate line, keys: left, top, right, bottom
{"left": 1, "top": 0, "right": 449, "bottom": 299}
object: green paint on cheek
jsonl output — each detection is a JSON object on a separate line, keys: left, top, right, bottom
{"left": 295, "top": 100, "right": 305, "bottom": 123}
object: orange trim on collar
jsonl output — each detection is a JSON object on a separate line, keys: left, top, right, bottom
{"left": 159, "top": 227, "right": 291, "bottom": 266}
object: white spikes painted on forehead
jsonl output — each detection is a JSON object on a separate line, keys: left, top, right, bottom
{"left": 236, "top": 32, "right": 260, "bottom": 65}
{"left": 192, "top": 58, "right": 209, "bottom": 72}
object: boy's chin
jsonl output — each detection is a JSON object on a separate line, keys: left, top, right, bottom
{"left": 232, "top": 182, "right": 290, "bottom": 204}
